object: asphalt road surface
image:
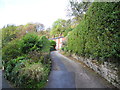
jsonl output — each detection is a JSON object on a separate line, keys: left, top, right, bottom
{"left": 46, "top": 51, "right": 115, "bottom": 88}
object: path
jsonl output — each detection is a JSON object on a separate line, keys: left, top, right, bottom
{"left": 46, "top": 51, "right": 115, "bottom": 88}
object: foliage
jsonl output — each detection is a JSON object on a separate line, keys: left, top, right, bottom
{"left": 67, "top": 2, "right": 120, "bottom": 62}
{"left": 50, "top": 40, "right": 56, "bottom": 51}
{"left": 4, "top": 56, "right": 29, "bottom": 80}
{"left": 18, "top": 63, "right": 50, "bottom": 88}
{"left": 50, "top": 19, "right": 73, "bottom": 37}
{"left": 37, "top": 30, "right": 51, "bottom": 38}
{"left": 67, "top": 0, "right": 91, "bottom": 19}
{"left": 50, "top": 40, "right": 56, "bottom": 46}
{"left": 66, "top": 0, "right": 92, "bottom": 28}
{"left": 39, "top": 36, "right": 50, "bottom": 52}
{"left": 61, "top": 46, "right": 69, "bottom": 52}
{"left": 20, "top": 33, "right": 50, "bottom": 53}
{"left": 2, "top": 39, "right": 22, "bottom": 64}
{"left": 5, "top": 56, "right": 50, "bottom": 88}
{"left": 20, "top": 33, "right": 39, "bottom": 53}
{"left": 63, "top": 28, "right": 73, "bottom": 37}
{"left": 15, "top": 23, "right": 45, "bottom": 39}
{"left": 50, "top": 19, "right": 66, "bottom": 37}
{"left": 27, "top": 51, "right": 50, "bottom": 64}
{"left": 3, "top": 32, "right": 51, "bottom": 88}
{"left": 2, "top": 25, "right": 17, "bottom": 47}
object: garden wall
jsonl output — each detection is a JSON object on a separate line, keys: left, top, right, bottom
{"left": 71, "top": 54, "right": 120, "bottom": 88}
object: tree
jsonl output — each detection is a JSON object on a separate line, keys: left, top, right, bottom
{"left": 35, "top": 23, "right": 45, "bottom": 32}
{"left": 67, "top": 0, "right": 91, "bottom": 18}
{"left": 50, "top": 19, "right": 66, "bottom": 37}
{"left": 50, "top": 19, "right": 73, "bottom": 37}
{"left": 2, "top": 25, "right": 17, "bottom": 47}
{"left": 16, "top": 23, "right": 45, "bottom": 38}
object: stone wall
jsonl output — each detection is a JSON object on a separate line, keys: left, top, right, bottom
{"left": 71, "top": 54, "right": 120, "bottom": 88}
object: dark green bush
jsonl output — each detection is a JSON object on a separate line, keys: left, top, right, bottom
{"left": 67, "top": 2, "right": 120, "bottom": 62}
{"left": 39, "top": 36, "right": 50, "bottom": 52}
{"left": 20, "top": 33, "right": 50, "bottom": 53}
{"left": 4, "top": 56, "right": 29, "bottom": 80}
{"left": 3, "top": 33, "right": 51, "bottom": 88}
{"left": 50, "top": 40, "right": 56, "bottom": 51}
{"left": 5, "top": 56, "right": 50, "bottom": 88}
{"left": 2, "top": 39, "right": 22, "bottom": 64}
{"left": 20, "top": 33, "right": 39, "bottom": 53}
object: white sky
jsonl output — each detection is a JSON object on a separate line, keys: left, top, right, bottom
{"left": 0, "top": 0, "right": 69, "bottom": 29}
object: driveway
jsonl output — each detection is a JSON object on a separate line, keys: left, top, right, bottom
{"left": 46, "top": 51, "right": 115, "bottom": 88}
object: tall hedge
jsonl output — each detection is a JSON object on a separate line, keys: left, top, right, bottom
{"left": 67, "top": 2, "right": 120, "bottom": 61}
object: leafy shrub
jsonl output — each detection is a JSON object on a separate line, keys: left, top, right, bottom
{"left": 67, "top": 2, "right": 120, "bottom": 62}
{"left": 18, "top": 63, "right": 50, "bottom": 88}
{"left": 63, "top": 28, "right": 73, "bottom": 37}
{"left": 2, "top": 39, "right": 22, "bottom": 64}
{"left": 2, "top": 25, "right": 17, "bottom": 47}
{"left": 61, "top": 46, "right": 69, "bottom": 52}
{"left": 20, "top": 33, "right": 38, "bottom": 53}
{"left": 20, "top": 33, "right": 50, "bottom": 53}
{"left": 39, "top": 36, "right": 50, "bottom": 52}
{"left": 27, "top": 51, "right": 43, "bottom": 63}
{"left": 50, "top": 40, "right": 56, "bottom": 51}
{"left": 4, "top": 56, "right": 30, "bottom": 80}
{"left": 5, "top": 56, "right": 51, "bottom": 88}
{"left": 27, "top": 51, "right": 50, "bottom": 64}
{"left": 4, "top": 33, "right": 51, "bottom": 88}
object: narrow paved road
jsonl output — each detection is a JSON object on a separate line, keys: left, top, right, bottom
{"left": 46, "top": 51, "right": 115, "bottom": 88}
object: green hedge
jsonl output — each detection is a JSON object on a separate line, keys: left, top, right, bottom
{"left": 67, "top": 2, "right": 120, "bottom": 61}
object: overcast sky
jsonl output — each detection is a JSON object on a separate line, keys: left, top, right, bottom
{"left": 0, "top": 0, "right": 69, "bottom": 29}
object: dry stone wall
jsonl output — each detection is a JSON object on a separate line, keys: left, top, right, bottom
{"left": 71, "top": 54, "right": 120, "bottom": 88}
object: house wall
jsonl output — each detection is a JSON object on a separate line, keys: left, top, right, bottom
{"left": 53, "top": 37, "right": 65, "bottom": 50}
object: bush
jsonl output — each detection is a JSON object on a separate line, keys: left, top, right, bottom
{"left": 4, "top": 56, "right": 30, "bottom": 80}
{"left": 20, "top": 33, "right": 39, "bottom": 53}
{"left": 3, "top": 33, "right": 51, "bottom": 88}
{"left": 2, "top": 39, "right": 22, "bottom": 64}
{"left": 67, "top": 2, "right": 120, "bottom": 62}
{"left": 2, "top": 25, "right": 17, "bottom": 47}
{"left": 61, "top": 46, "right": 69, "bottom": 52}
{"left": 39, "top": 36, "right": 50, "bottom": 52}
{"left": 5, "top": 55, "right": 51, "bottom": 88}
{"left": 27, "top": 51, "right": 50, "bottom": 64}
{"left": 18, "top": 63, "right": 50, "bottom": 88}
{"left": 20, "top": 33, "right": 50, "bottom": 53}
{"left": 50, "top": 40, "right": 56, "bottom": 51}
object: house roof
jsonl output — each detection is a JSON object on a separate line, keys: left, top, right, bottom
{"left": 49, "top": 36, "right": 64, "bottom": 40}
